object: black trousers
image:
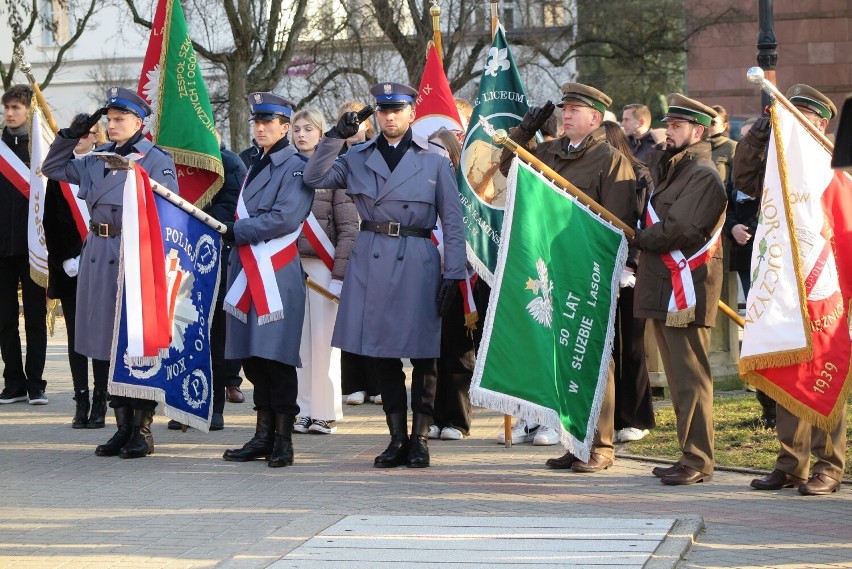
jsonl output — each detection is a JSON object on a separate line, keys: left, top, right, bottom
{"left": 209, "top": 299, "right": 226, "bottom": 414}
{"left": 613, "top": 287, "right": 656, "bottom": 431}
{"left": 60, "top": 296, "right": 90, "bottom": 393}
{"left": 434, "top": 280, "right": 489, "bottom": 435}
{"left": 365, "top": 356, "right": 437, "bottom": 416}
{"left": 242, "top": 356, "right": 298, "bottom": 415}
{"left": 341, "top": 350, "right": 380, "bottom": 397}
{"left": 225, "top": 359, "right": 243, "bottom": 388}
{"left": 0, "top": 255, "right": 46, "bottom": 394}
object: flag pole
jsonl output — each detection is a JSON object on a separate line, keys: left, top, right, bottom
{"left": 12, "top": 47, "right": 59, "bottom": 134}
{"left": 487, "top": 122, "right": 746, "bottom": 329}
{"left": 490, "top": 0, "right": 499, "bottom": 39}
{"left": 430, "top": 1, "right": 443, "bottom": 63}
{"left": 747, "top": 67, "right": 834, "bottom": 153}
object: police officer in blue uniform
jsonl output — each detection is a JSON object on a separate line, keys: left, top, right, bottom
{"left": 303, "top": 83, "right": 467, "bottom": 469}
{"left": 42, "top": 87, "right": 179, "bottom": 459}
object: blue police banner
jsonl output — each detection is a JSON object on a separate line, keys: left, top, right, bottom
{"left": 109, "top": 193, "right": 221, "bottom": 431}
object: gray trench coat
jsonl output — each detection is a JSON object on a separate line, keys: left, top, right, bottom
{"left": 41, "top": 135, "right": 178, "bottom": 360}
{"left": 224, "top": 144, "right": 314, "bottom": 366}
{"left": 302, "top": 133, "right": 466, "bottom": 359}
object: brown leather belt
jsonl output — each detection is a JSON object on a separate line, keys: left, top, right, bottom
{"left": 360, "top": 220, "right": 432, "bottom": 239}
{"left": 89, "top": 222, "right": 121, "bottom": 237}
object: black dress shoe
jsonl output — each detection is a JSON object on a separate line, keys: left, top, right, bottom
{"left": 652, "top": 463, "right": 679, "bottom": 478}
{"left": 798, "top": 473, "right": 841, "bottom": 496}
{"left": 167, "top": 419, "right": 183, "bottom": 430}
{"left": 545, "top": 451, "right": 578, "bottom": 469}
{"left": 210, "top": 412, "right": 224, "bottom": 431}
{"left": 661, "top": 465, "right": 711, "bottom": 485}
{"left": 750, "top": 469, "right": 805, "bottom": 490}
{"left": 571, "top": 452, "right": 613, "bottom": 473}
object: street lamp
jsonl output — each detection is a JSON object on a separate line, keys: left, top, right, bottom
{"left": 756, "top": 0, "right": 777, "bottom": 114}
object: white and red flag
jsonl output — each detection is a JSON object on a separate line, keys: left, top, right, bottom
{"left": 411, "top": 42, "right": 463, "bottom": 140}
{"left": 740, "top": 102, "right": 852, "bottom": 431}
{"left": 121, "top": 162, "right": 171, "bottom": 364}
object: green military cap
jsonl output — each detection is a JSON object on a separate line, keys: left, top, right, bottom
{"left": 663, "top": 93, "right": 717, "bottom": 128}
{"left": 786, "top": 84, "right": 837, "bottom": 120}
{"left": 557, "top": 83, "right": 611, "bottom": 114}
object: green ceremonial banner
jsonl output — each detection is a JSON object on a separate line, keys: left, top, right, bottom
{"left": 137, "top": 0, "right": 223, "bottom": 207}
{"left": 457, "top": 25, "right": 531, "bottom": 286}
{"left": 470, "top": 160, "right": 627, "bottom": 461}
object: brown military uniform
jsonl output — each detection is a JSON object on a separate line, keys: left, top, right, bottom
{"left": 732, "top": 84, "right": 847, "bottom": 485}
{"left": 500, "top": 121, "right": 638, "bottom": 462}
{"left": 635, "top": 131, "right": 727, "bottom": 475}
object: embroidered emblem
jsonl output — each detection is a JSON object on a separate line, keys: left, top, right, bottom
{"left": 383, "top": 83, "right": 393, "bottom": 95}
{"left": 253, "top": 93, "right": 263, "bottom": 104}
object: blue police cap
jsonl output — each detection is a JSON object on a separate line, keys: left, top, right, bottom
{"left": 105, "top": 87, "right": 152, "bottom": 119}
{"left": 247, "top": 92, "right": 294, "bottom": 121}
{"left": 369, "top": 82, "right": 417, "bottom": 110}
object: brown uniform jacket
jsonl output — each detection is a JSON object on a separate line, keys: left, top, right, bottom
{"left": 499, "top": 126, "right": 639, "bottom": 232}
{"left": 634, "top": 140, "right": 727, "bottom": 326}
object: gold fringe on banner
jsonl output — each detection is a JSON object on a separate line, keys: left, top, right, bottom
{"left": 665, "top": 305, "right": 694, "bottom": 328}
{"left": 46, "top": 298, "right": 59, "bottom": 337}
{"left": 163, "top": 147, "right": 225, "bottom": 210}
{"left": 464, "top": 310, "right": 478, "bottom": 331}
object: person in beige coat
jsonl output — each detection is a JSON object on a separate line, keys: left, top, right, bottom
{"left": 634, "top": 94, "right": 727, "bottom": 485}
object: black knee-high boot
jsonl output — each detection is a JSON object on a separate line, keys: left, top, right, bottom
{"left": 407, "top": 413, "right": 431, "bottom": 468}
{"left": 72, "top": 389, "right": 89, "bottom": 429}
{"left": 223, "top": 409, "right": 275, "bottom": 461}
{"left": 95, "top": 407, "right": 133, "bottom": 456}
{"left": 374, "top": 412, "right": 409, "bottom": 468}
{"left": 268, "top": 413, "right": 295, "bottom": 468}
{"left": 120, "top": 408, "right": 155, "bottom": 459}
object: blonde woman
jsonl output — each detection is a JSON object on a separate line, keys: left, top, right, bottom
{"left": 292, "top": 108, "right": 359, "bottom": 434}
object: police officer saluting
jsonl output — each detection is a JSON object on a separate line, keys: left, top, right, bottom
{"left": 42, "top": 87, "right": 179, "bottom": 459}
{"left": 303, "top": 83, "right": 467, "bottom": 468}
{"left": 221, "top": 93, "right": 313, "bottom": 468}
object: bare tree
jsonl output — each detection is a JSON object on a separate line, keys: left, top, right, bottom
{"left": 1, "top": 0, "right": 99, "bottom": 90}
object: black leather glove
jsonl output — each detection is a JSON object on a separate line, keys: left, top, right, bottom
{"left": 222, "top": 221, "right": 235, "bottom": 242}
{"left": 326, "top": 106, "right": 374, "bottom": 139}
{"left": 744, "top": 116, "right": 771, "bottom": 145}
{"left": 437, "top": 278, "right": 461, "bottom": 318}
{"left": 519, "top": 101, "right": 556, "bottom": 137}
{"left": 59, "top": 108, "right": 106, "bottom": 140}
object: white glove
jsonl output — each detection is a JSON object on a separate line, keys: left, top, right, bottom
{"left": 327, "top": 279, "right": 343, "bottom": 297}
{"left": 62, "top": 257, "right": 80, "bottom": 278}
{"left": 619, "top": 268, "right": 635, "bottom": 289}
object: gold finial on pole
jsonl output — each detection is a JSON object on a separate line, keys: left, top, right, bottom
{"left": 12, "top": 47, "right": 59, "bottom": 134}
{"left": 430, "top": 0, "right": 443, "bottom": 64}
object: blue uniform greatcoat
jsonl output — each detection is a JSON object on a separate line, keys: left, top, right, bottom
{"left": 303, "top": 133, "right": 467, "bottom": 359}
{"left": 224, "top": 144, "right": 314, "bottom": 367}
{"left": 41, "top": 135, "right": 178, "bottom": 361}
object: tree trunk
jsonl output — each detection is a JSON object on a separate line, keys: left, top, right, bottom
{"left": 227, "top": 60, "right": 250, "bottom": 153}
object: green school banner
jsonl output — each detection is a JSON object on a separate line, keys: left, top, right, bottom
{"left": 470, "top": 160, "right": 627, "bottom": 460}
{"left": 457, "top": 25, "right": 530, "bottom": 285}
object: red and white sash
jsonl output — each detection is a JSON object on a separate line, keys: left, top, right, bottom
{"left": 302, "top": 212, "right": 335, "bottom": 272}
{"left": 224, "top": 190, "right": 302, "bottom": 324}
{"left": 0, "top": 138, "right": 29, "bottom": 198}
{"left": 122, "top": 162, "right": 171, "bottom": 364}
{"left": 59, "top": 180, "right": 90, "bottom": 240}
{"left": 645, "top": 201, "right": 722, "bottom": 327}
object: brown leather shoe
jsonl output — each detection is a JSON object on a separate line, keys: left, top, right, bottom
{"left": 571, "top": 452, "right": 613, "bottom": 473}
{"left": 227, "top": 386, "right": 245, "bottom": 403}
{"left": 652, "top": 463, "right": 679, "bottom": 478}
{"left": 798, "top": 472, "right": 841, "bottom": 496}
{"left": 661, "top": 464, "right": 711, "bottom": 485}
{"left": 545, "top": 451, "right": 578, "bottom": 469}
{"left": 750, "top": 469, "right": 805, "bottom": 490}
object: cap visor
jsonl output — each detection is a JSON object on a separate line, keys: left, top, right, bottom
{"left": 375, "top": 102, "right": 409, "bottom": 110}
{"left": 250, "top": 112, "right": 283, "bottom": 121}
{"left": 106, "top": 103, "right": 144, "bottom": 119}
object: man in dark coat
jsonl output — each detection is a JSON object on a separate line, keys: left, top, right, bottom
{"left": 0, "top": 85, "right": 48, "bottom": 406}
{"left": 621, "top": 103, "right": 659, "bottom": 165}
{"left": 634, "top": 94, "right": 727, "bottom": 486}
{"left": 42, "top": 87, "right": 179, "bottom": 459}
{"left": 303, "top": 82, "right": 467, "bottom": 469}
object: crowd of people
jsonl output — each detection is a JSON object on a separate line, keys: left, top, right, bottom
{"left": 0, "top": 76, "right": 845, "bottom": 493}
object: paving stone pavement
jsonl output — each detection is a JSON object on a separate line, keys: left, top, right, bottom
{"left": 0, "top": 318, "right": 850, "bottom": 568}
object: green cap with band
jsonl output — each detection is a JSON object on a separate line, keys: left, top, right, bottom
{"left": 787, "top": 84, "right": 837, "bottom": 120}
{"left": 663, "top": 93, "right": 717, "bottom": 128}
{"left": 557, "top": 83, "right": 611, "bottom": 114}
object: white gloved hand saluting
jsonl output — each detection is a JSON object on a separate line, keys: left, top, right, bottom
{"left": 62, "top": 257, "right": 80, "bottom": 278}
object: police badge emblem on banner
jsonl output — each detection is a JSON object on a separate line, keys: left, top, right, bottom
{"left": 109, "top": 193, "right": 221, "bottom": 431}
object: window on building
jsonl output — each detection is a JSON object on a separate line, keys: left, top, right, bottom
{"left": 41, "top": 0, "right": 71, "bottom": 46}
{"left": 543, "top": 1, "right": 565, "bottom": 27}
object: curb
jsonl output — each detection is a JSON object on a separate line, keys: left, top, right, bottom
{"left": 645, "top": 515, "right": 704, "bottom": 569}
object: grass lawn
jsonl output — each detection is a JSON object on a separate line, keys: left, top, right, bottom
{"left": 622, "top": 391, "right": 852, "bottom": 479}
